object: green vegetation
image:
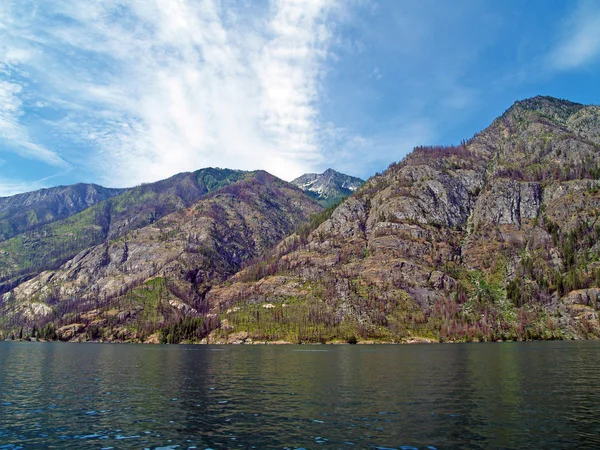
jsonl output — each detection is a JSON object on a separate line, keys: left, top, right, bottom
{"left": 159, "top": 317, "right": 206, "bottom": 344}
{"left": 0, "top": 184, "right": 124, "bottom": 243}
{"left": 0, "top": 168, "right": 247, "bottom": 293}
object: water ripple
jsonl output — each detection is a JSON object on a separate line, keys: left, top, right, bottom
{"left": 1, "top": 341, "right": 600, "bottom": 448}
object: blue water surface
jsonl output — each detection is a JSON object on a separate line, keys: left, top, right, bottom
{"left": 1, "top": 341, "right": 599, "bottom": 449}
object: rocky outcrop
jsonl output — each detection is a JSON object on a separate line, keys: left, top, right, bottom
{"left": 471, "top": 180, "right": 542, "bottom": 230}
{"left": 207, "top": 96, "right": 600, "bottom": 343}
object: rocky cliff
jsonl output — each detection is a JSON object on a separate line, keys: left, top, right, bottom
{"left": 206, "top": 96, "right": 600, "bottom": 343}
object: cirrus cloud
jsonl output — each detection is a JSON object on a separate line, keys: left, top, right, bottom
{"left": 1, "top": 0, "right": 339, "bottom": 188}
{"left": 548, "top": 0, "right": 600, "bottom": 71}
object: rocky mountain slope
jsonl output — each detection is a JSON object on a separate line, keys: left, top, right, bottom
{"left": 0, "top": 168, "right": 247, "bottom": 296}
{"left": 3, "top": 95, "right": 600, "bottom": 345}
{"left": 0, "top": 171, "right": 322, "bottom": 341}
{"left": 205, "top": 96, "right": 600, "bottom": 343}
{"left": 291, "top": 169, "right": 364, "bottom": 207}
{"left": 0, "top": 183, "right": 125, "bottom": 242}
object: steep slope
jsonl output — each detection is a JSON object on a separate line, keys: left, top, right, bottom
{"left": 0, "top": 172, "right": 322, "bottom": 341}
{"left": 291, "top": 169, "right": 364, "bottom": 207}
{"left": 206, "top": 96, "right": 600, "bottom": 343}
{"left": 0, "top": 183, "right": 125, "bottom": 242}
{"left": 0, "top": 168, "right": 247, "bottom": 295}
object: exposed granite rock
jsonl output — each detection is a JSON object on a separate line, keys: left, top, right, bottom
{"left": 471, "top": 180, "right": 542, "bottom": 230}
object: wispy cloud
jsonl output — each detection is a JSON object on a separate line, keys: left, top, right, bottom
{"left": 0, "top": 172, "right": 66, "bottom": 197}
{"left": 0, "top": 79, "right": 70, "bottom": 168}
{"left": 1, "top": 8, "right": 70, "bottom": 168}
{"left": 548, "top": 1, "right": 600, "bottom": 71}
{"left": 1, "top": 0, "right": 339, "bottom": 188}
{"left": 4, "top": 0, "right": 596, "bottom": 195}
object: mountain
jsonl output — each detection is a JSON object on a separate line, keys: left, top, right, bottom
{"left": 291, "top": 169, "right": 364, "bottom": 207}
{"left": 0, "top": 171, "right": 322, "bottom": 342}
{"left": 4, "top": 95, "right": 600, "bottom": 345}
{"left": 0, "top": 168, "right": 248, "bottom": 295}
{"left": 0, "top": 183, "right": 125, "bottom": 242}
{"left": 204, "top": 96, "right": 600, "bottom": 343}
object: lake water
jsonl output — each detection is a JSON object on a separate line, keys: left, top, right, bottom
{"left": 1, "top": 341, "right": 599, "bottom": 449}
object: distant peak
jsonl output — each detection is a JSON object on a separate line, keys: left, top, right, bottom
{"left": 291, "top": 169, "right": 365, "bottom": 207}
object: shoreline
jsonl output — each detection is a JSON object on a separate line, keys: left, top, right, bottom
{"left": 2, "top": 336, "right": 583, "bottom": 345}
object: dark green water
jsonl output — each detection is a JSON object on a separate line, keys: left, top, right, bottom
{"left": 1, "top": 341, "right": 599, "bottom": 449}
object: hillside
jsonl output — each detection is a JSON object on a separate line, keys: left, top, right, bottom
{"left": 205, "top": 96, "right": 600, "bottom": 343}
{"left": 3, "top": 96, "right": 600, "bottom": 344}
{"left": 0, "top": 168, "right": 247, "bottom": 295}
{"left": 0, "top": 172, "right": 322, "bottom": 342}
{"left": 292, "top": 169, "right": 364, "bottom": 207}
{"left": 0, "top": 183, "right": 125, "bottom": 242}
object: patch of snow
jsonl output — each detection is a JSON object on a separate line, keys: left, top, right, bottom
{"left": 302, "top": 179, "right": 318, "bottom": 188}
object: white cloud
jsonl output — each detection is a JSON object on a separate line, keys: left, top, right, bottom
{"left": 0, "top": 80, "right": 70, "bottom": 168}
{"left": 549, "top": 1, "right": 600, "bottom": 71}
{"left": 257, "top": 0, "right": 333, "bottom": 167}
{"left": 1, "top": 0, "right": 339, "bottom": 188}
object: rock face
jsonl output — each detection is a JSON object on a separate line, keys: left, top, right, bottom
{"left": 471, "top": 180, "right": 542, "bottom": 229}
{"left": 291, "top": 169, "right": 364, "bottom": 207}
{"left": 207, "top": 96, "right": 600, "bottom": 343}
{"left": 0, "top": 171, "right": 322, "bottom": 341}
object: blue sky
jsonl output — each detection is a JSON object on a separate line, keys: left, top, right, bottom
{"left": 1, "top": 0, "right": 600, "bottom": 196}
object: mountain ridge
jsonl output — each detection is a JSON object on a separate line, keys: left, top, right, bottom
{"left": 204, "top": 95, "right": 600, "bottom": 343}
{"left": 3, "top": 95, "right": 600, "bottom": 344}
{"left": 0, "top": 183, "right": 126, "bottom": 243}
{"left": 0, "top": 168, "right": 250, "bottom": 295}
{"left": 0, "top": 170, "right": 323, "bottom": 341}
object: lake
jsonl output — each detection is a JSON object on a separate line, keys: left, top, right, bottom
{"left": 1, "top": 341, "right": 599, "bottom": 449}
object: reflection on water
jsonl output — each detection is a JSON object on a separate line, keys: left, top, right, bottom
{"left": 1, "top": 341, "right": 599, "bottom": 448}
